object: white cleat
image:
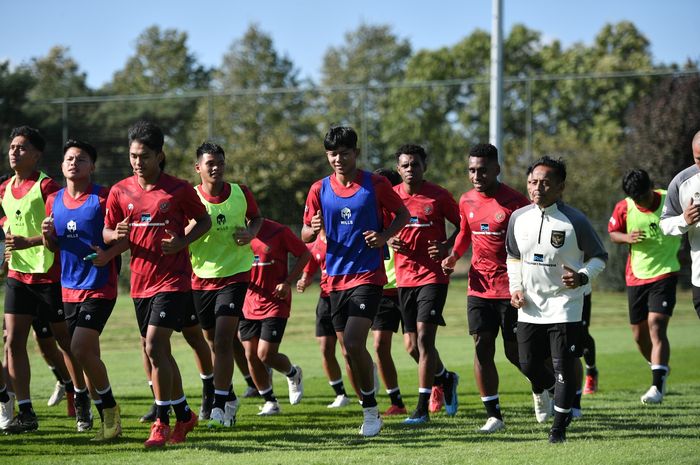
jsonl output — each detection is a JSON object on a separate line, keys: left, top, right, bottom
{"left": 48, "top": 381, "right": 66, "bottom": 407}
{"left": 359, "top": 406, "right": 382, "bottom": 437}
{"left": 533, "top": 390, "right": 553, "bottom": 423}
{"left": 641, "top": 385, "right": 663, "bottom": 404}
{"left": 224, "top": 399, "right": 240, "bottom": 425}
{"left": 479, "top": 416, "right": 505, "bottom": 433}
{"left": 287, "top": 365, "right": 303, "bottom": 405}
{"left": 207, "top": 407, "right": 227, "bottom": 429}
{"left": 257, "top": 401, "right": 281, "bottom": 416}
{"left": 327, "top": 394, "right": 350, "bottom": 409}
{"left": 0, "top": 392, "right": 15, "bottom": 430}
{"left": 242, "top": 386, "right": 260, "bottom": 398}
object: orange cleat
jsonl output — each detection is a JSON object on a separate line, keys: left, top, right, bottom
{"left": 144, "top": 419, "right": 171, "bottom": 448}
{"left": 168, "top": 410, "right": 198, "bottom": 444}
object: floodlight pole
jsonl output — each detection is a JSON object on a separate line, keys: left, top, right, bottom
{"left": 489, "top": 0, "right": 504, "bottom": 170}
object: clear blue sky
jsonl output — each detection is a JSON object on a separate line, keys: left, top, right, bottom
{"left": 1, "top": 0, "right": 697, "bottom": 89}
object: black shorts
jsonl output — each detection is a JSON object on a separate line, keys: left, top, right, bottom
{"left": 398, "top": 284, "right": 448, "bottom": 333}
{"left": 133, "top": 291, "right": 195, "bottom": 338}
{"left": 4, "top": 278, "right": 64, "bottom": 322}
{"left": 32, "top": 316, "right": 54, "bottom": 339}
{"left": 193, "top": 283, "right": 247, "bottom": 330}
{"left": 239, "top": 317, "right": 287, "bottom": 343}
{"left": 692, "top": 286, "right": 700, "bottom": 319}
{"left": 467, "top": 295, "right": 517, "bottom": 341}
{"left": 517, "top": 321, "right": 584, "bottom": 362}
{"left": 372, "top": 294, "right": 402, "bottom": 333}
{"left": 64, "top": 298, "right": 116, "bottom": 335}
{"left": 329, "top": 285, "right": 383, "bottom": 332}
{"left": 581, "top": 293, "right": 592, "bottom": 329}
{"left": 627, "top": 276, "right": 677, "bottom": 324}
{"left": 315, "top": 296, "right": 335, "bottom": 338}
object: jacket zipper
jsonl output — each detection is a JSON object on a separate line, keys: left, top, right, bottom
{"left": 537, "top": 209, "right": 545, "bottom": 244}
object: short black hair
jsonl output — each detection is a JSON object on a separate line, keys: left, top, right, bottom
{"left": 526, "top": 156, "right": 567, "bottom": 182}
{"left": 10, "top": 126, "right": 46, "bottom": 152}
{"left": 394, "top": 144, "right": 427, "bottom": 164}
{"left": 63, "top": 139, "right": 97, "bottom": 163}
{"left": 196, "top": 142, "right": 225, "bottom": 160}
{"left": 469, "top": 143, "right": 498, "bottom": 161}
{"left": 622, "top": 169, "right": 652, "bottom": 200}
{"left": 324, "top": 126, "right": 358, "bottom": 151}
{"left": 128, "top": 120, "right": 165, "bottom": 169}
{"left": 374, "top": 168, "right": 402, "bottom": 186}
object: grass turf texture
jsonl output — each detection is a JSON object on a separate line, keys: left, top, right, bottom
{"left": 1, "top": 279, "right": 699, "bottom": 464}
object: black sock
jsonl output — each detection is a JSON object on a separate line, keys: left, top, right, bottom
{"left": 286, "top": 366, "right": 297, "bottom": 378}
{"left": 573, "top": 390, "right": 582, "bottom": 409}
{"left": 483, "top": 396, "right": 502, "bottom": 420}
{"left": 202, "top": 375, "right": 214, "bottom": 398}
{"left": 0, "top": 386, "right": 9, "bottom": 403}
{"left": 64, "top": 380, "right": 75, "bottom": 394}
{"left": 156, "top": 403, "right": 170, "bottom": 425}
{"left": 417, "top": 391, "right": 430, "bottom": 414}
{"left": 98, "top": 386, "right": 117, "bottom": 409}
{"left": 214, "top": 390, "right": 228, "bottom": 410}
{"left": 552, "top": 411, "right": 570, "bottom": 430}
{"left": 652, "top": 367, "right": 668, "bottom": 391}
{"left": 95, "top": 400, "right": 104, "bottom": 421}
{"left": 19, "top": 401, "right": 34, "bottom": 414}
{"left": 388, "top": 388, "right": 405, "bottom": 408}
{"left": 330, "top": 380, "right": 346, "bottom": 397}
{"left": 228, "top": 384, "right": 238, "bottom": 402}
{"left": 75, "top": 389, "right": 89, "bottom": 403}
{"left": 261, "top": 388, "right": 277, "bottom": 403}
{"left": 172, "top": 398, "right": 191, "bottom": 422}
{"left": 361, "top": 391, "right": 377, "bottom": 409}
{"left": 586, "top": 366, "right": 598, "bottom": 377}
{"left": 244, "top": 375, "right": 256, "bottom": 389}
{"left": 49, "top": 366, "right": 63, "bottom": 383}
{"left": 433, "top": 368, "right": 448, "bottom": 386}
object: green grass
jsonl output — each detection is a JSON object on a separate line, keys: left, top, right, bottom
{"left": 2, "top": 278, "right": 700, "bottom": 464}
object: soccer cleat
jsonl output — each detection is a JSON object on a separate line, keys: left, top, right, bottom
{"left": 169, "top": 410, "right": 198, "bottom": 444}
{"left": 140, "top": 403, "right": 157, "bottom": 423}
{"left": 428, "top": 385, "right": 445, "bottom": 413}
{"left": 287, "top": 365, "right": 303, "bottom": 405}
{"left": 533, "top": 390, "right": 553, "bottom": 423}
{"left": 0, "top": 392, "right": 15, "bottom": 430}
{"left": 3, "top": 410, "right": 39, "bottom": 434}
{"left": 102, "top": 405, "right": 122, "bottom": 440}
{"left": 243, "top": 385, "right": 260, "bottom": 398}
{"left": 548, "top": 427, "right": 566, "bottom": 443}
{"left": 199, "top": 391, "right": 214, "bottom": 421}
{"left": 66, "top": 391, "right": 76, "bottom": 417}
{"left": 257, "top": 401, "right": 281, "bottom": 416}
{"left": 384, "top": 404, "right": 407, "bottom": 416}
{"left": 583, "top": 374, "right": 598, "bottom": 395}
{"left": 641, "top": 385, "right": 663, "bottom": 404}
{"left": 207, "top": 407, "right": 226, "bottom": 429}
{"left": 48, "top": 381, "right": 66, "bottom": 406}
{"left": 444, "top": 372, "right": 459, "bottom": 416}
{"left": 479, "top": 416, "right": 505, "bottom": 433}
{"left": 144, "top": 419, "right": 170, "bottom": 448}
{"left": 90, "top": 423, "right": 105, "bottom": 442}
{"left": 75, "top": 395, "right": 93, "bottom": 432}
{"left": 571, "top": 408, "right": 583, "bottom": 419}
{"left": 224, "top": 399, "right": 239, "bottom": 425}
{"left": 327, "top": 394, "right": 350, "bottom": 409}
{"left": 207, "top": 399, "right": 239, "bottom": 428}
{"left": 359, "top": 406, "right": 383, "bottom": 437}
{"left": 403, "top": 409, "right": 429, "bottom": 425}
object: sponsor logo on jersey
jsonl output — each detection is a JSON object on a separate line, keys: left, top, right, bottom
{"left": 550, "top": 230, "right": 565, "bottom": 248}
{"left": 253, "top": 255, "right": 260, "bottom": 264}
{"left": 410, "top": 216, "right": 419, "bottom": 224}
{"left": 533, "top": 253, "right": 544, "bottom": 263}
{"left": 141, "top": 213, "right": 152, "bottom": 223}
{"left": 340, "top": 207, "right": 353, "bottom": 225}
{"left": 480, "top": 223, "right": 489, "bottom": 232}
{"left": 216, "top": 213, "right": 226, "bottom": 225}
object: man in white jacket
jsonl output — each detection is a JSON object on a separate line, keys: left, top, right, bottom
{"left": 506, "top": 156, "right": 607, "bottom": 443}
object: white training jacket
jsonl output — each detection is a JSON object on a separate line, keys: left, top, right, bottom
{"left": 506, "top": 201, "right": 607, "bottom": 324}
{"left": 660, "top": 164, "right": 700, "bottom": 286}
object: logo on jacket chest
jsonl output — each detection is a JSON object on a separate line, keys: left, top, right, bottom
{"left": 550, "top": 230, "right": 566, "bottom": 248}
{"left": 65, "top": 219, "right": 79, "bottom": 238}
{"left": 340, "top": 207, "right": 353, "bottom": 225}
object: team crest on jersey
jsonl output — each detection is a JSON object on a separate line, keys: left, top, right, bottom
{"left": 550, "top": 230, "right": 565, "bottom": 248}
{"left": 340, "top": 207, "right": 353, "bottom": 225}
{"left": 159, "top": 201, "right": 170, "bottom": 212}
{"left": 494, "top": 211, "right": 505, "bottom": 222}
{"left": 424, "top": 205, "right": 433, "bottom": 215}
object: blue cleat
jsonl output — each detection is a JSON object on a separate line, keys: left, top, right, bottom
{"left": 403, "top": 410, "right": 430, "bottom": 425}
{"left": 444, "top": 372, "right": 459, "bottom": 416}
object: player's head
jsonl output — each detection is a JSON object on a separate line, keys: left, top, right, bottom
{"left": 324, "top": 126, "right": 359, "bottom": 176}
{"left": 128, "top": 121, "right": 165, "bottom": 179}
{"left": 374, "top": 168, "right": 402, "bottom": 187}
{"left": 622, "top": 168, "right": 653, "bottom": 203}
{"left": 468, "top": 143, "right": 500, "bottom": 195}
{"left": 8, "top": 126, "right": 44, "bottom": 172}
{"left": 526, "top": 156, "right": 566, "bottom": 207}
{"left": 196, "top": 142, "right": 225, "bottom": 160}
{"left": 324, "top": 126, "right": 358, "bottom": 151}
{"left": 195, "top": 142, "right": 226, "bottom": 184}
{"left": 693, "top": 130, "right": 700, "bottom": 168}
{"left": 62, "top": 139, "right": 96, "bottom": 180}
{"left": 395, "top": 144, "right": 427, "bottom": 186}
{"left": 64, "top": 139, "right": 97, "bottom": 163}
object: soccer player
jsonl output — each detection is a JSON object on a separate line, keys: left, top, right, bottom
{"left": 103, "top": 121, "right": 211, "bottom": 447}
{"left": 1, "top": 126, "right": 86, "bottom": 434}
{"left": 660, "top": 130, "right": 700, "bottom": 320}
{"left": 241, "top": 218, "right": 310, "bottom": 415}
{"left": 506, "top": 156, "right": 607, "bottom": 443}
{"left": 302, "top": 126, "right": 409, "bottom": 437}
{"left": 389, "top": 144, "right": 461, "bottom": 425}
{"left": 441, "top": 143, "right": 530, "bottom": 433}
{"left": 188, "top": 142, "right": 262, "bottom": 428}
{"left": 41, "top": 139, "right": 125, "bottom": 440}
{"left": 609, "top": 169, "right": 680, "bottom": 404}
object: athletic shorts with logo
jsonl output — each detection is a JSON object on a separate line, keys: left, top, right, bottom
{"left": 239, "top": 317, "right": 287, "bottom": 343}
{"left": 517, "top": 321, "right": 584, "bottom": 362}
{"left": 133, "top": 291, "right": 197, "bottom": 337}
{"left": 315, "top": 296, "right": 335, "bottom": 337}
{"left": 4, "top": 278, "right": 64, "bottom": 322}
{"left": 329, "top": 284, "right": 382, "bottom": 332}
{"left": 627, "top": 275, "right": 677, "bottom": 324}
{"left": 64, "top": 298, "right": 116, "bottom": 335}
{"left": 398, "top": 283, "right": 448, "bottom": 333}
{"left": 372, "top": 294, "right": 402, "bottom": 333}
{"left": 193, "top": 282, "right": 247, "bottom": 330}
{"left": 467, "top": 295, "right": 517, "bottom": 341}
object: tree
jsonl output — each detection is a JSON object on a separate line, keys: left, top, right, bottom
{"left": 0, "top": 62, "right": 34, "bottom": 144}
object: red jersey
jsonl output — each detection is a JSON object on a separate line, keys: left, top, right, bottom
{"left": 393, "top": 181, "right": 460, "bottom": 287}
{"left": 191, "top": 183, "right": 259, "bottom": 291}
{"left": 303, "top": 236, "right": 329, "bottom": 297}
{"left": 608, "top": 192, "right": 671, "bottom": 286}
{"left": 46, "top": 185, "right": 118, "bottom": 302}
{"left": 452, "top": 183, "right": 530, "bottom": 299}
{"left": 303, "top": 171, "right": 405, "bottom": 291}
{"left": 104, "top": 173, "right": 207, "bottom": 298}
{"left": 243, "top": 219, "right": 309, "bottom": 319}
{"left": 0, "top": 172, "right": 61, "bottom": 284}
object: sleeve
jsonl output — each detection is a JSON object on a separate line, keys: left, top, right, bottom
{"left": 240, "top": 185, "right": 261, "bottom": 219}
{"left": 373, "top": 176, "right": 405, "bottom": 214}
{"left": 451, "top": 196, "right": 472, "bottom": 259}
{"left": 505, "top": 211, "right": 523, "bottom": 293}
{"left": 303, "top": 243, "right": 321, "bottom": 276}
{"left": 45, "top": 192, "right": 57, "bottom": 216}
{"left": 608, "top": 200, "right": 628, "bottom": 233}
{"left": 98, "top": 186, "right": 110, "bottom": 216}
{"left": 303, "top": 181, "right": 323, "bottom": 226}
{"left": 660, "top": 174, "right": 689, "bottom": 236}
{"left": 41, "top": 177, "right": 61, "bottom": 202}
{"left": 181, "top": 183, "right": 208, "bottom": 221}
{"left": 569, "top": 208, "right": 609, "bottom": 281}
{"left": 505, "top": 209, "right": 523, "bottom": 260}
{"left": 104, "top": 188, "right": 123, "bottom": 229}
{"left": 283, "top": 226, "right": 309, "bottom": 258}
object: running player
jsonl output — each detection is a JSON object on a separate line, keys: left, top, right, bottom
{"left": 188, "top": 142, "right": 262, "bottom": 428}
{"left": 42, "top": 139, "right": 125, "bottom": 440}
{"left": 302, "top": 126, "right": 409, "bottom": 437}
{"left": 441, "top": 143, "right": 530, "bottom": 432}
{"left": 241, "top": 218, "right": 310, "bottom": 415}
{"left": 390, "top": 144, "right": 461, "bottom": 425}
{"left": 103, "top": 121, "right": 211, "bottom": 447}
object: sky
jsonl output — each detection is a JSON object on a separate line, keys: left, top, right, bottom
{"left": 1, "top": 0, "right": 698, "bottom": 90}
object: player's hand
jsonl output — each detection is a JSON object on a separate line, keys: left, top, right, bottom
{"left": 89, "top": 245, "right": 110, "bottom": 267}
{"left": 387, "top": 236, "right": 408, "bottom": 254}
{"left": 363, "top": 230, "right": 386, "bottom": 249}
{"left": 683, "top": 199, "right": 700, "bottom": 226}
{"left": 510, "top": 290, "right": 525, "bottom": 309}
{"left": 234, "top": 227, "right": 254, "bottom": 246}
{"left": 41, "top": 215, "right": 55, "bottom": 240}
{"left": 441, "top": 254, "right": 457, "bottom": 276}
{"left": 427, "top": 240, "right": 448, "bottom": 261}
{"left": 296, "top": 276, "right": 311, "bottom": 293}
{"left": 5, "top": 227, "right": 30, "bottom": 251}
{"left": 114, "top": 215, "right": 131, "bottom": 242}
{"left": 562, "top": 265, "right": 581, "bottom": 289}
{"left": 274, "top": 281, "right": 291, "bottom": 299}
{"left": 310, "top": 211, "right": 324, "bottom": 235}
{"left": 161, "top": 229, "right": 186, "bottom": 255}
{"left": 627, "top": 229, "right": 646, "bottom": 244}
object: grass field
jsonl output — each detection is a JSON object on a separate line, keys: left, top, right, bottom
{"left": 1, "top": 278, "right": 699, "bottom": 464}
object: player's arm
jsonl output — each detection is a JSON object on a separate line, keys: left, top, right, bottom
{"left": 429, "top": 192, "right": 461, "bottom": 261}
{"left": 660, "top": 175, "right": 697, "bottom": 235}
{"left": 301, "top": 184, "right": 323, "bottom": 243}
{"left": 274, "top": 233, "right": 312, "bottom": 299}
{"left": 608, "top": 200, "right": 644, "bottom": 244}
{"left": 442, "top": 200, "right": 471, "bottom": 274}
{"left": 505, "top": 212, "right": 525, "bottom": 307}
{"left": 364, "top": 179, "right": 409, "bottom": 248}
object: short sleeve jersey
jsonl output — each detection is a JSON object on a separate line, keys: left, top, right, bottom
{"left": 303, "top": 236, "right": 329, "bottom": 297}
{"left": 104, "top": 173, "right": 207, "bottom": 298}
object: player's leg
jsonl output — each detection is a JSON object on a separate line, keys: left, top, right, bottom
{"left": 240, "top": 320, "right": 279, "bottom": 415}
{"left": 372, "top": 294, "right": 405, "bottom": 415}
{"left": 642, "top": 277, "right": 676, "bottom": 404}
{"left": 548, "top": 322, "right": 580, "bottom": 443}
{"left": 518, "top": 322, "right": 555, "bottom": 424}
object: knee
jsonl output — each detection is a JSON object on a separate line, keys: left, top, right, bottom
{"left": 257, "top": 348, "right": 272, "bottom": 365}
{"left": 374, "top": 336, "right": 391, "bottom": 357}
{"left": 473, "top": 334, "right": 496, "bottom": 359}
{"left": 145, "top": 339, "right": 166, "bottom": 364}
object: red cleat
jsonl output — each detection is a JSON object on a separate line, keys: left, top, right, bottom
{"left": 429, "top": 385, "right": 444, "bottom": 413}
{"left": 583, "top": 374, "right": 598, "bottom": 395}
{"left": 144, "top": 419, "right": 171, "bottom": 448}
{"left": 168, "top": 410, "right": 198, "bottom": 444}
{"left": 384, "top": 404, "right": 408, "bottom": 416}
{"left": 67, "top": 391, "right": 76, "bottom": 417}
